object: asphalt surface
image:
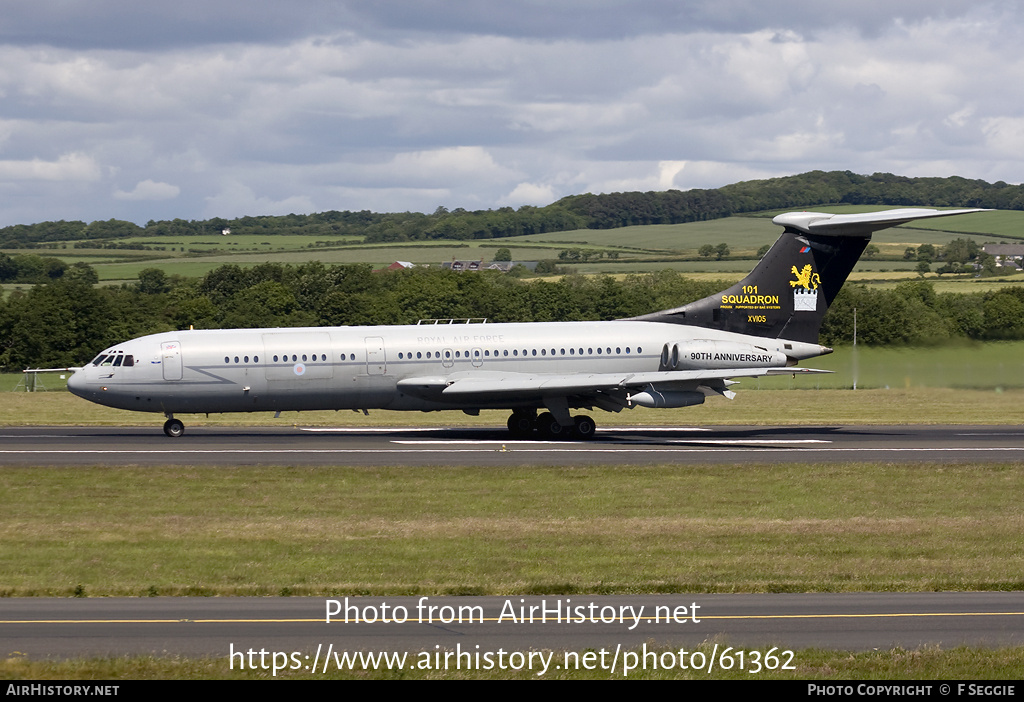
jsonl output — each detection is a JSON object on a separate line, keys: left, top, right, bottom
{"left": 3, "top": 593, "right": 1024, "bottom": 662}
{"left": 1, "top": 423, "right": 1023, "bottom": 465}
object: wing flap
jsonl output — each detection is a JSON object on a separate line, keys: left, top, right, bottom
{"left": 398, "top": 367, "right": 829, "bottom": 400}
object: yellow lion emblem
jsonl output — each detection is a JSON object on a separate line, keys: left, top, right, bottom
{"left": 790, "top": 264, "right": 821, "bottom": 290}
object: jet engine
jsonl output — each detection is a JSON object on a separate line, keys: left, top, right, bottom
{"left": 659, "top": 340, "right": 790, "bottom": 371}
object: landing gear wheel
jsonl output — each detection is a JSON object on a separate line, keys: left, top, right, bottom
{"left": 536, "top": 412, "right": 567, "bottom": 440}
{"left": 163, "top": 418, "right": 185, "bottom": 438}
{"left": 573, "top": 415, "right": 596, "bottom": 440}
{"left": 507, "top": 413, "right": 535, "bottom": 438}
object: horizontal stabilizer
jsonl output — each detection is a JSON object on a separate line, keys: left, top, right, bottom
{"left": 773, "top": 208, "right": 989, "bottom": 237}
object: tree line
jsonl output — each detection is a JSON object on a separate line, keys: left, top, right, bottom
{"left": 3, "top": 262, "right": 1023, "bottom": 371}
{"left": 4, "top": 170, "right": 1024, "bottom": 248}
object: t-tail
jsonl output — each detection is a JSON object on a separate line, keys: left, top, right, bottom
{"left": 628, "top": 207, "right": 988, "bottom": 343}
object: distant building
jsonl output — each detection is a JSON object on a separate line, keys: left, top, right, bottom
{"left": 440, "top": 259, "right": 521, "bottom": 273}
{"left": 442, "top": 259, "right": 482, "bottom": 272}
{"left": 982, "top": 244, "right": 1024, "bottom": 269}
{"left": 387, "top": 261, "right": 415, "bottom": 271}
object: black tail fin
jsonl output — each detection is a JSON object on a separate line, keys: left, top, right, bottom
{"left": 628, "top": 208, "right": 987, "bottom": 344}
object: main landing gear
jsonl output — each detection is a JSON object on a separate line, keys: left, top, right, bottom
{"left": 163, "top": 415, "right": 184, "bottom": 438}
{"left": 506, "top": 410, "right": 596, "bottom": 440}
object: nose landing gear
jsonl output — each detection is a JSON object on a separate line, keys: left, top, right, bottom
{"left": 163, "top": 415, "right": 184, "bottom": 438}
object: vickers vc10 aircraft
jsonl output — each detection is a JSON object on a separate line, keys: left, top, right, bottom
{"left": 68, "top": 208, "right": 985, "bottom": 438}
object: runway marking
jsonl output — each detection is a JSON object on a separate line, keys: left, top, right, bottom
{"left": 2, "top": 447, "right": 1024, "bottom": 455}
{"left": 667, "top": 439, "right": 830, "bottom": 445}
{"left": 956, "top": 432, "right": 1024, "bottom": 436}
{"left": 299, "top": 427, "right": 442, "bottom": 433}
{"left": 6, "top": 611, "right": 1024, "bottom": 625}
{"left": 390, "top": 439, "right": 831, "bottom": 446}
{"left": 298, "top": 427, "right": 715, "bottom": 433}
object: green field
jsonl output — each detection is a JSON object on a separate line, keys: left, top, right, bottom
{"left": 12, "top": 207, "right": 1023, "bottom": 286}
{"left": 3, "top": 461, "right": 1023, "bottom": 598}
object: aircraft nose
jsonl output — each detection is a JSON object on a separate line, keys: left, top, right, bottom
{"left": 67, "top": 369, "right": 87, "bottom": 398}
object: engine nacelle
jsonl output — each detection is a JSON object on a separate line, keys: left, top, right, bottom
{"left": 659, "top": 340, "right": 788, "bottom": 371}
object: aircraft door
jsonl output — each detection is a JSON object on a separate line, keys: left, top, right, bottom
{"left": 442, "top": 348, "right": 454, "bottom": 368}
{"left": 471, "top": 347, "right": 483, "bottom": 367}
{"left": 161, "top": 341, "right": 183, "bottom": 381}
{"left": 365, "top": 336, "right": 386, "bottom": 375}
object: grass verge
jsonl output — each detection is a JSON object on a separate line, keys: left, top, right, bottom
{"left": 3, "top": 646, "right": 1023, "bottom": 679}
{"left": 3, "top": 463, "right": 1023, "bottom": 597}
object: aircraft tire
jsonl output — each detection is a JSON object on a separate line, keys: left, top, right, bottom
{"left": 163, "top": 418, "right": 185, "bottom": 438}
{"left": 535, "top": 412, "right": 567, "bottom": 440}
{"left": 507, "top": 413, "right": 535, "bottom": 438}
{"left": 573, "top": 415, "right": 596, "bottom": 440}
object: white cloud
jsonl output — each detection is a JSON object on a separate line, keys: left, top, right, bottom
{"left": 1, "top": 3, "right": 1023, "bottom": 226}
{"left": 0, "top": 152, "right": 101, "bottom": 182}
{"left": 113, "top": 179, "right": 180, "bottom": 201}
{"left": 501, "top": 182, "right": 556, "bottom": 207}
{"left": 203, "top": 181, "right": 314, "bottom": 220}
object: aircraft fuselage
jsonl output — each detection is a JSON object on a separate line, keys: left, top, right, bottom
{"left": 67, "top": 320, "right": 825, "bottom": 416}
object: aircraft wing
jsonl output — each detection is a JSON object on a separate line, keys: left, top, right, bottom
{"left": 397, "top": 366, "right": 828, "bottom": 403}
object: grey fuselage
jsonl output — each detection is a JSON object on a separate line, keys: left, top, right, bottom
{"left": 66, "top": 320, "right": 826, "bottom": 416}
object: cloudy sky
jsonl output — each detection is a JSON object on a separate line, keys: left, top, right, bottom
{"left": 0, "top": 1, "right": 1020, "bottom": 227}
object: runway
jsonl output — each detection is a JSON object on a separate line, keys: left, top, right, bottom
{"left": 3, "top": 423, "right": 1023, "bottom": 669}
{"left": 4, "top": 593, "right": 1024, "bottom": 664}
{"left": 1, "top": 424, "right": 1023, "bottom": 465}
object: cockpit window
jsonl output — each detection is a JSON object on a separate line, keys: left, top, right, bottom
{"left": 92, "top": 352, "right": 133, "bottom": 367}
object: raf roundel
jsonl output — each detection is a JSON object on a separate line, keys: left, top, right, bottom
{"left": 293, "top": 363, "right": 306, "bottom": 376}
